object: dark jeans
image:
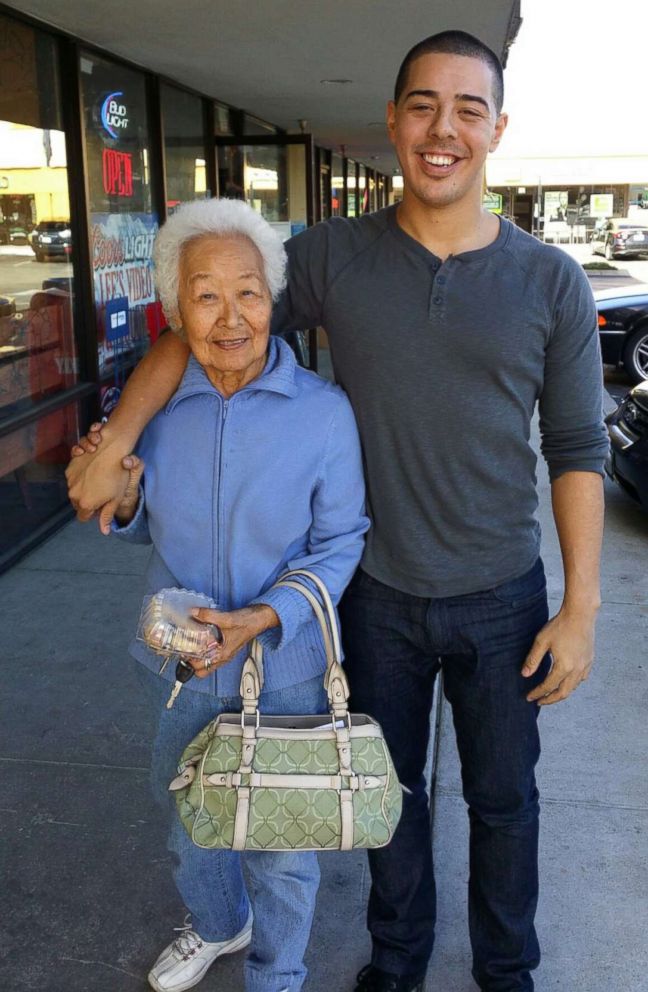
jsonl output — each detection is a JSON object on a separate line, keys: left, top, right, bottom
{"left": 338, "top": 559, "right": 550, "bottom": 992}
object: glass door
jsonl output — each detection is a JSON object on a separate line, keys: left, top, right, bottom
{"left": 215, "top": 133, "right": 317, "bottom": 369}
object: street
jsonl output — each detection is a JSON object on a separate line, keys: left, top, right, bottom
{"left": 554, "top": 242, "right": 646, "bottom": 405}
{"left": 0, "top": 245, "right": 73, "bottom": 305}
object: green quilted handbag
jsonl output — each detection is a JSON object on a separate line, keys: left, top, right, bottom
{"left": 169, "top": 569, "right": 403, "bottom": 852}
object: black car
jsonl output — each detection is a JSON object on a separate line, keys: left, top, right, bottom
{"left": 31, "top": 220, "right": 72, "bottom": 261}
{"left": 591, "top": 218, "right": 648, "bottom": 259}
{"left": 595, "top": 284, "right": 648, "bottom": 384}
{"left": 605, "top": 380, "right": 648, "bottom": 510}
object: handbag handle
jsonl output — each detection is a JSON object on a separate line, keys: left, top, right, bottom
{"left": 239, "top": 569, "right": 350, "bottom": 719}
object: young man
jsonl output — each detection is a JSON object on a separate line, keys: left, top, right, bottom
{"left": 67, "top": 31, "right": 607, "bottom": 992}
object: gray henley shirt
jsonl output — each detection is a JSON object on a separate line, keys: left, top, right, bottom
{"left": 271, "top": 206, "right": 608, "bottom": 598}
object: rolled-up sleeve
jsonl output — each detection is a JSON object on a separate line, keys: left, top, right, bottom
{"left": 251, "top": 392, "right": 369, "bottom": 650}
{"left": 539, "top": 263, "right": 609, "bottom": 481}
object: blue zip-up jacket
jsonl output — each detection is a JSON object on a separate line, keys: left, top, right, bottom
{"left": 113, "top": 336, "right": 369, "bottom": 696}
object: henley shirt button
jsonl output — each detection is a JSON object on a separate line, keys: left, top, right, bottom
{"left": 433, "top": 296, "right": 443, "bottom": 306}
{"left": 437, "top": 275, "right": 446, "bottom": 284}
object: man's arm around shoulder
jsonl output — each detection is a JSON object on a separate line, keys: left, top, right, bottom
{"left": 66, "top": 331, "right": 190, "bottom": 532}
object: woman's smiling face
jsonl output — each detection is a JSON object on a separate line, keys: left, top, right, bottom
{"left": 177, "top": 233, "right": 273, "bottom": 390}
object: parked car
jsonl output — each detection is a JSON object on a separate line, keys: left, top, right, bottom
{"left": 595, "top": 284, "right": 648, "bottom": 383}
{"left": 0, "top": 221, "right": 29, "bottom": 244}
{"left": 605, "top": 380, "right": 648, "bottom": 510}
{"left": 0, "top": 295, "right": 16, "bottom": 318}
{"left": 31, "top": 220, "right": 72, "bottom": 261}
{"left": 591, "top": 218, "right": 648, "bottom": 260}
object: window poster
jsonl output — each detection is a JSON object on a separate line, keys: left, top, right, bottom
{"left": 91, "top": 211, "right": 159, "bottom": 376}
{"left": 80, "top": 51, "right": 162, "bottom": 378}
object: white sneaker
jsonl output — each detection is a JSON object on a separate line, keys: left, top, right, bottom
{"left": 148, "top": 910, "right": 253, "bottom": 992}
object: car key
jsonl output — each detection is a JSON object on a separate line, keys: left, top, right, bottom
{"left": 166, "top": 659, "right": 196, "bottom": 710}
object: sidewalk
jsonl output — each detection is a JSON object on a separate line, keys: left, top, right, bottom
{"left": 1, "top": 414, "right": 647, "bottom": 991}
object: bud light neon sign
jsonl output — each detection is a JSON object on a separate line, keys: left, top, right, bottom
{"left": 101, "top": 92, "right": 128, "bottom": 138}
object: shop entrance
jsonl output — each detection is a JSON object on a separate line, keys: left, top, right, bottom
{"left": 0, "top": 194, "right": 36, "bottom": 244}
{"left": 215, "top": 133, "right": 318, "bottom": 369}
{"left": 513, "top": 194, "right": 533, "bottom": 233}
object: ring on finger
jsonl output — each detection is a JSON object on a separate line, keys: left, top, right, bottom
{"left": 204, "top": 657, "right": 213, "bottom": 670}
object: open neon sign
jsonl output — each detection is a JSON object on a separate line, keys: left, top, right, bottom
{"left": 102, "top": 148, "right": 134, "bottom": 197}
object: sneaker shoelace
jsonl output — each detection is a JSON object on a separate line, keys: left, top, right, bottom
{"left": 171, "top": 916, "right": 204, "bottom": 960}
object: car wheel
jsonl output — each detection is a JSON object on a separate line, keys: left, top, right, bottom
{"left": 604, "top": 242, "right": 615, "bottom": 261}
{"left": 623, "top": 325, "right": 648, "bottom": 383}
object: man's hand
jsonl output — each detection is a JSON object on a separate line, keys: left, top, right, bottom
{"left": 114, "top": 455, "right": 145, "bottom": 526}
{"left": 186, "top": 604, "right": 280, "bottom": 679}
{"left": 66, "top": 423, "right": 132, "bottom": 535}
{"left": 522, "top": 605, "right": 597, "bottom": 705}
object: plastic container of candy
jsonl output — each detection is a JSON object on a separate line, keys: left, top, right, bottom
{"left": 137, "top": 587, "right": 221, "bottom": 660}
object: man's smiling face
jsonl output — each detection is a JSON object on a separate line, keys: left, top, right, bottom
{"left": 387, "top": 52, "right": 507, "bottom": 211}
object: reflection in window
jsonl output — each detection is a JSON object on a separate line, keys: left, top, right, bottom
{"left": 0, "top": 399, "right": 80, "bottom": 567}
{"left": 0, "top": 14, "right": 78, "bottom": 425}
{"left": 80, "top": 51, "right": 162, "bottom": 405}
{"left": 162, "top": 84, "right": 208, "bottom": 210}
{"left": 243, "top": 145, "right": 287, "bottom": 222}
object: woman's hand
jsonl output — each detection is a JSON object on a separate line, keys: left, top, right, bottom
{"left": 187, "top": 604, "right": 279, "bottom": 678}
{"left": 114, "top": 455, "right": 145, "bottom": 526}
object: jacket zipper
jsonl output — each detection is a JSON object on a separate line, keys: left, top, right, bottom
{"left": 214, "top": 398, "right": 230, "bottom": 604}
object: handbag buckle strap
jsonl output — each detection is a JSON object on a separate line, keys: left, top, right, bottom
{"left": 240, "top": 709, "right": 260, "bottom": 729}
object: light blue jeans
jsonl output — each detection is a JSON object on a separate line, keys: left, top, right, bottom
{"left": 138, "top": 666, "right": 328, "bottom": 992}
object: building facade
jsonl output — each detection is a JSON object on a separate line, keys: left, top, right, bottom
{"left": 0, "top": 6, "right": 392, "bottom": 570}
{"left": 486, "top": 154, "right": 648, "bottom": 237}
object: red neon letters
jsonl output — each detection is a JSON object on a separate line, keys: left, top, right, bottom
{"left": 102, "top": 148, "right": 133, "bottom": 197}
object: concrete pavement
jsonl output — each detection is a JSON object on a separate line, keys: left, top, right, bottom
{"left": 1, "top": 409, "right": 647, "bottom": 991}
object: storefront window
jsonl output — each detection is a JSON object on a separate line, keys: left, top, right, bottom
{"left": 368, "top": 170, "right": 377, "bottom": 212}
{"left": 243, "top": 115, "right": 277, "bottom": 136}
{"left": 0, "top": 16, "right": 79, "bottom": 423}
{"left": 358, "top": 166, "right": 368, "bottom": 213}
{"left": 162, "top": 84, "right": 208, "bottom": 209}
{"left": 243, "top": 145, "right": 287, "bottom": 221}
{"left": 331, "top": 154, "right": 343, "bottom": 217}
{"left": 0, "top": 399, "right": 80, "bottom": 565}
{"left": 346, "top": 160, "right": 357, "bottom": 217}
{"left": 214, "top": 102, "right": 232, "bottom": 137}
{"left": 318, "top": 149, "right": 331, "bottom": 222}
{"left": 79, "top": 50, "right": 161, "bottom": 411}
{"left": 377, "top": 174, "right": 386, "bottom": 210}
{"left": 0, "top": 13, "right": 81, "bottom": 566}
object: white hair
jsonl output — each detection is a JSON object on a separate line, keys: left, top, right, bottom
{"left": 153, "top": 198, "right": 287, "bottom": 331}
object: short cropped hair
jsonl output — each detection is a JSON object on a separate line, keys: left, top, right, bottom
{"left": 394, "top": 30, "right": 504, "bottom": 114}
{"left": 154, "top": 198, "right": 287, "bottom": 332}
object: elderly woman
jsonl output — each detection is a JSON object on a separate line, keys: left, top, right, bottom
{"left": 110, "top": 199, "right": 369, "bottom": 992}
